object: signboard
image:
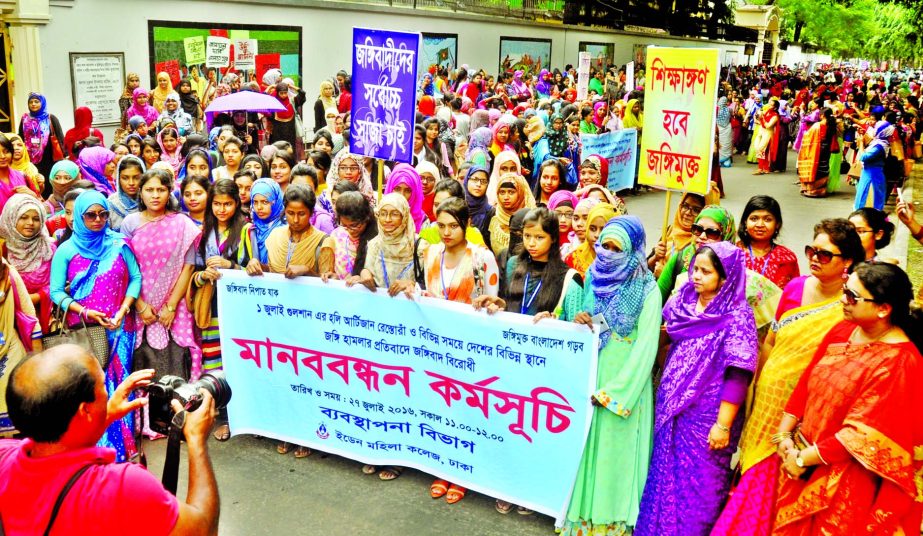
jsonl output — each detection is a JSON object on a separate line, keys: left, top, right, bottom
{"left": 638, "top": 47, "right": 720, "bottom": 195}
{"left": 350, "top": 27, "right": 419, "bottom": 163}
{"left": 580, "top": 129, "right": 638, "bottom": 192}
{"left": 206, "top": 36, "right": 231, "bottom": 68}
{"left": 625, "top": 61, "right": 635, "bottom": 95}
{"left": 576, "top": 52, "right": 591, "bottom": 101}
{"left": 154, "top": 59, "right": 182, "bottom": 88}
{"left": 183, "top": 36, "right": 206, "bottom": 65}
{"left": 234, "top": 39, "right": 258, "bottom": 71}
{"left": 218, "top": 272, "right": 597, "bottom": 520}
{"left": 69, "top": 53, "right": 125, "bottom": 126}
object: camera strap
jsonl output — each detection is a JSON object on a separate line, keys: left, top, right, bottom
{"left": 161, "top": 410, "right": 187, "bottom": 496}
{"left": 43, "top": 463, "right": 96, "bottom": 536}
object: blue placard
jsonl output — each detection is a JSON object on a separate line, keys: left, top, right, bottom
{"left": 349, "top": 27, "right": 419, "bottom": 163}
{"left": 580, "top": 129, "right": 639, "bottom": 192}
{"left": 218, "top": 272, "right": 598, "bottom": 521}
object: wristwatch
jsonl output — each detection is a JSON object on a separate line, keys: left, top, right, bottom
{"left": 795, "top": 452, "right": 805, "bottom": 468}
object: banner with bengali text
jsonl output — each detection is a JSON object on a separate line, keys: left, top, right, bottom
{"left": 580, "top": 129, "right": 638, "bottom": 192}
{"left": 349, "top": 27, "right": 419, "bottom": 164}
{"left": 217, "top": 272, "right": 598, "bottom": 520}
{"left": 638, "top": 47, "right": 719, "bottom": 195}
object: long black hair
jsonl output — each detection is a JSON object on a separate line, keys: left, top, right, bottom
{"left": 199, "top": 179, "right": 248, "bottom": 263}
{"left": 335, "top": 191, "right": 378, "bottom": 275}
{"left": 855, "top": 262, "right": 923, "bottom": 351}
{"left": 849, "top": 207, "right": 895, "bottom": 250}
{"left": 508, "top": 207, "right": 572, "bottom": 314}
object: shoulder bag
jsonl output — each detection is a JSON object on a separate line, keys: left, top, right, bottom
{"left": 133, "top": 326, "right": 191, "bottom": 381}
{"left": 42, "top": 309, "right": 110, "bottom": 370}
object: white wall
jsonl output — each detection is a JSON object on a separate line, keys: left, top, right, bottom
{"left": 38, "top": 0, "right": 746, "bottom": 140}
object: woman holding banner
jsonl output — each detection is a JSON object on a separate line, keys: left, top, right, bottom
{"left": 559, "top": 215, "right": 661, "bottom": 536}
{"left": 635, "top": 242, "right": 758, "bottom": 536}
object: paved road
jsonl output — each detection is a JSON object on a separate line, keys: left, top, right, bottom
{"left": 145, "top": 150, "right": 860, "bottom": 536}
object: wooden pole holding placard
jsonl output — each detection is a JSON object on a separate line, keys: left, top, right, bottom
{"left": 377, "top": 160, "right": 383, "bottom": 202}
{"left": 661, "top": 190, "right": 673, "bottom": 244}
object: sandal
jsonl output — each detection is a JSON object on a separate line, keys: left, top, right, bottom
{"left": 516, "top": 506, "right": 534, "bottom": 515}
{"left": 213, "top": 424, "right": 231, "bottom": 442}
{"left": 446, "top": 484, "right": 467, "bottom": 504}
{"left": 431, "top": 479, "right": 449, "bottom": 499}
{"left": 362, "top": 464, "right": 377, "bottom": 475}
{"left": 293, "top": 446, "right": 312, "bottom": 458}
{"left": 495, "top": 500, "right": 514, "bottom": 514}
{"left": 276, "top": 441, "right": 292, "bottom": 454}
{"left": 378, "top": 466, "right": 403, "bottom": 481}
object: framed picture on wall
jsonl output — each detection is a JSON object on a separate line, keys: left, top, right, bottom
{"left": 69, "top": 52, "right": 125, "bottom": 126}
{"left": 419, "top": 33, "right": 458, "bottom": 82}
{"left": 578, "top": 42, "right": 615, "bottom": 72}
{"left": 498, "top": 37, "right": 551, "bottom": 76}
{"left": 147, "top": 20, "right": 303, "bottom": 93}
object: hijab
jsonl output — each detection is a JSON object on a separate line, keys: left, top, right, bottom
{"left": 418, "top": 96, "right": 436, "bottom": 117}
{"left": 623, "top": 99, "right": 643, "bottom": 130}
{"left": 6, "top": 134, "right": 38, "bottom": 177}
{"left": 493, "top": 172, "right": 535, "bottom": 229}
{"left": 177, "top": 78, "right": 200, "bottom": 116}
{"left": 77, "top": 146, "right": 115, "bottom": 195}
{"left": 385, "top": 163, "right": 426, "bottom": 232}
{"left": 489, "top": 120, "right": 513, "bottom": 155}
{"left": 0, "top": 193, "right": 54, "bottom": 273}
{"left": 68, "top": 190, "right": 128, "bottom": 299}
{"left": 570, "top": 202, "right": 619, "bottom": 275}
{"left": 273, "top": 81, "right": 295, "bottom": 121}
{"left": 716, "top": 96, "right": 731, "bottom": 127}
{"left": 470, "top": 110, "right": 490, "bottom": 132}
{"left": 415, "top": 160, "right": 441, "bottom": 222}
{"left": 546, "top": 113, "right": 569, "bottom": 156}
{"left": 64, "top": 107, "right": 95, "bottom": 152}
{"left": 125, "top": 88, "right": 159, "bottom": 125}
{"left": 249, "top": 178, "right": 286, "bottom": 263}
{"left": 262, "top": 69, "right": 283, "bottom": 88}
{"left": 319, "top": 80, "right": 338, "bottom": 116}
{"left": 108, "top": 155, "right": 145, "bottom": 221}
{"left": 592, "top": 101, "right": 608, "bottom": 129}
{"left": 580, "top": 154, "right": 610, "bottom": 187}
{"left": 579, "top": 184, "right": 626, "bottom": 214}
{"left": 588, "top": 215, "right": 656, "bottom": 345}
{"left": 486, "top": 150, "right": 522, "bottom": 205}
{"left": 122, "top": 72, "right": 139, "bottom": 100}
{"left": 547, "top": 190, "right": 578, "bottom": 212}
{"left": 664, "top": 241, "right": 748, "bottom": 340}
{"left": 666, "top": 193, "right": 704, "bottom": 253}
{"left": 157, "top": 128, "right": 184, "bottom": 175}
{"left": 48, "top": 159, "right": 80, "bottom": 204}
{"left": 535, "top": 69, "right": 552, "bottom": 96}
{"left": 328, "top": 151, "right": 376, "bottom": 207}
{"left": 21, "top": 92, "right": 51, "bottom": 162}
{"left": 695, "top": 205, "right": 737, "bottom": 242}
{"left": 368, "top": 193, "right": 416, "bottom": 287}
{"left": 464, "top": 165, "right": 492, "bottom": 229}
{"left": 421, "top": 73, "right": 435, "bottom": 97}
{"left": 466, "top": 127, "right": 493, "bottom": 159}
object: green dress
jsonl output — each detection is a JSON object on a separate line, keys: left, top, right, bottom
{"left": 559, "top": 273, "right": 662, "bottom": 535}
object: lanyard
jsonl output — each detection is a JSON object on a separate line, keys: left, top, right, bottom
{"left": 285, "top": 238, "right": 295, "bottom": 268}
{"left": 521, "top": 273, "right": 542, "bottom": 315}
{"left": 380, "top": 251, "right": 412, "bottom": 288}
{"left": 749, "top": 244, "right": 773, "bottom": 276}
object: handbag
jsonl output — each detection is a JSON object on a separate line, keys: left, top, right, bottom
{"left": 190, "top": 280, "right": 215, "bottom": 330}
{"left": 133, "top": 326, "right": 191, "bottom": 381}
{"left": 49, "top": 129, "right": 65, "bottom": 161}
{"left": 42, "top": 310, "right": 110, "bottom": 369}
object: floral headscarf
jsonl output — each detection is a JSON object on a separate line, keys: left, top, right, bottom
{"left": 77, "top": 146, "right": 116, "bottom": 195}
{"left": 486, "top": 150, "right": 522, "bottom": 206}
{"left": 0, "top": 193, "right": 54, "bottom": 273}
{"left": 328, "top": 151, "right": 376, "bottom": 207}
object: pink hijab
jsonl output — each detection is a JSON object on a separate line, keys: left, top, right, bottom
{"left": 384, "top": 163, "right": 426, "bottom": 232}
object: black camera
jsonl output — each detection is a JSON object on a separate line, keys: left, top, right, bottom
{"left": 147, "top": 372, "right": 232, "bottom": 435}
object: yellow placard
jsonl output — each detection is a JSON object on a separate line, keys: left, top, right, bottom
{"left": 638, "top": 47, "right": 720, "bottom": 195}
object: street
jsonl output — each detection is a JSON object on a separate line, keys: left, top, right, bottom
{"left": 146, "top": 151, "right": 863, "bottom": 536}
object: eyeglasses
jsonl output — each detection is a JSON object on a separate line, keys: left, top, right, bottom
{"left": 691, "top": 224, "right": 723, "bottom": 241}
{"left": 339, "top": 166, "right": 360, "bottom": 173}
{"left": 468, "top": 177, "right": 489, "bottom": 185}
{"left": 340, "top": 220, "right": 365, "bottom": 231}
{"left": 378, "top": 210, "right": 403, "bottom": 221}
{"left": 420, "top": 175, "right": 436, "bottom": 184}
{"left": 680, "top": 202, "right": 704, "bottom": 216}
{"left": 804, "top": 245, "right": 843, "bottom": 264}
{"left": 842, "top": 285, "right": 878, "bottom": 305}
{"left": 853, "top": 227, "right": 873, "bottom": 235}
{"left": 83, "top": 210, "right": 110, "bottom": 222}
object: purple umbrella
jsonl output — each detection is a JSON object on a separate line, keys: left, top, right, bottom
{"left": 204, "top": 90, "right": 286, "bottom": 119}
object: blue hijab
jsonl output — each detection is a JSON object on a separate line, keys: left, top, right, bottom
{"left": 587, "top": 215, "right": 656, "bottom": 345}
{"left": 249, "top": 178, "right": 285, "bottom": 263}
{"left": 70, "top": 190, "right": 128, "bottom": 300}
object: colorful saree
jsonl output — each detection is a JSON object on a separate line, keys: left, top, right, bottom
{"left": 796, "top": 122, "right": 832, "bottom": 197}
{"left": 422, "top": 242, "right": 499, "bottom": 304}
{"left": 0, "top": 264, "right": 39, "bottom": 437}
{"left": 127, "top": 212, "right": 203, "bottom": 379}
{"left": 774, "top": 322, "right": 923, "bottom": 535}
{"left": 711, "top": 277, "right": 843, "bottom": 536}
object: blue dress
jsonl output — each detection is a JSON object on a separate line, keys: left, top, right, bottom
{"left": 855, "top": 144, "right": 886, "bottom": 210}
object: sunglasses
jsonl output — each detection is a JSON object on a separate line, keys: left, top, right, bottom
{"left": 82, "top": 210, "right": 110, "bottom": 222}
{"left": 804, "top": 245, "right": 842, "bottom": 264}
{"left": 691, "top": 224, "right": 723, "bottom": 241}
{"left": 842, "top": 285, "right": 878, "bottom": 305}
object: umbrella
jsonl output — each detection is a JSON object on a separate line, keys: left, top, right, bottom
{"left": 204, "top": 90, "right": 286, "bottom": 116}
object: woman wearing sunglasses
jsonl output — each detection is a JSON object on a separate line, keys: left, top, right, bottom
{"left": 49, "top": 190, "right": 143, "bottom": 462}
{"left": 772, "top": 262, "right": 923, "bottom": 535}
{"left": 712, "top": 218, "right": 864, "bottom": 535}
{"left": 656, "top": 205, "right": 735, "bottom": 302}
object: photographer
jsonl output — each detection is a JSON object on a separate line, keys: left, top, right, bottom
{"left": 0, "top": 344, "right": 219, "bottom": 535}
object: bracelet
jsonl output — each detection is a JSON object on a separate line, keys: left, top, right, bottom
{"left": 715, "top": 423, "right": 730, "bottom": 433}
{"left": 81, "top": 308, "right": 90, "bottom": 320}
{"left": 137, "top": 304, "right": 149, "bottom": 315}
{"left": 770, "top": 431, "right": 794, "bottom": 445}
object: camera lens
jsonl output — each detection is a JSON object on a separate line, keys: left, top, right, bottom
{"left": 194, "top": 371, "right": 232, "bottom": 410}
